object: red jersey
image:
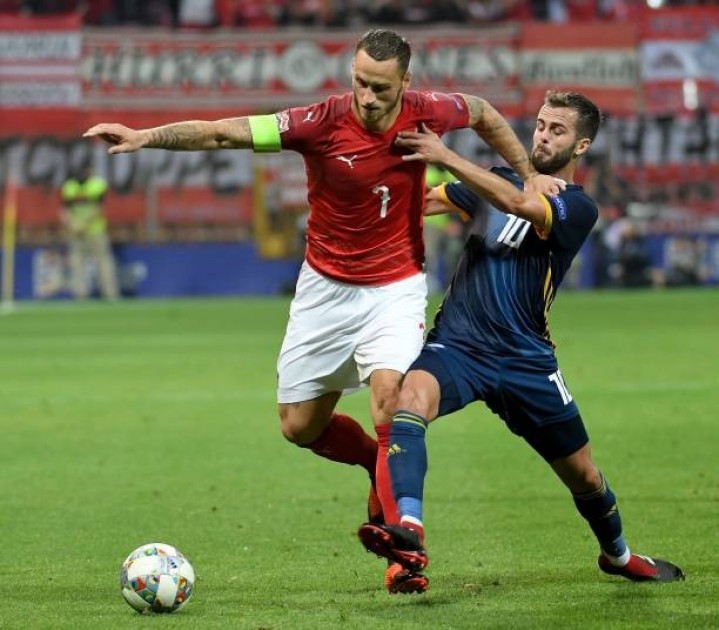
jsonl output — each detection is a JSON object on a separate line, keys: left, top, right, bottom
{"left": 277, "top": 91, "right": 469, "bottom": 285}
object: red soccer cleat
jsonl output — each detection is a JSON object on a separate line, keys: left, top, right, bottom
{"left": 358, "top": 522, "right": 428, "bottom": 572}
{"left": 384, "top": 562, "right": 429, "bottom": 594}
{"left": 598, "top": 553, "right": 685, "bottom": 582}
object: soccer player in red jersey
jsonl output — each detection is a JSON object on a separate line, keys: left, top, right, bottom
{"left": 85, "top": 29, "right": 561, "bottom": 594}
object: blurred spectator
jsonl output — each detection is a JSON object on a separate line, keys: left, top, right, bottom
{"left": 426, "top": 0, "right": 467, "bottom": 22}
{"left": 231, "top": 0, "right": 281, "bottom": 28}
{"left": 614, "top": 221, "right": 653, "bottom": 288}
{"left": 583, "top": 152, "right": 632, "bottom": 213}
{"left": 20, "top": 0, "right": 77, "bottom": 13}
{"left": 177, "top": 0, "right": 217, "bottom": 27}
{"left": 532, "top": 0, "right": 599, "bottom": 22}
{"left": 278, "top": 0, "right": 333, "bottom": 27}
{"left": 4, "top": 0, "right": 712, "bottom": 24}
{"left": 663, "top": 237, "right": 706, "bottom": 287}
{"left": 61, "top": 163, "right": 119, "bottom": 300}
{"left": 370, "top": 0, "right": 407, "bottom": 24}
{"left": 329, "top": 0, "right": 370, "bottom": 27}
{"left": 466, "top": 0, "right": 532, "bottom": 22}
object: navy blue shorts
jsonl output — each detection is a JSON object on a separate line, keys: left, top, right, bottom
{"left": 410, "top": 343, "right": 589, "bottom": 462}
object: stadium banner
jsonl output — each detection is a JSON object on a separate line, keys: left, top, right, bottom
{"left": 2, "top": 242, "right": 300, "bottom": 299}
{"left": 640, "top": 6, "right": 719, "bottom": 114}
{"left": 520, "top": 22, "right": 639, "bottom": 115}
{"left": 81, "top": 25, "right": 523, "bottom": 115}
{"left": 0, "top": 14, "right": 82, "bottom": 109}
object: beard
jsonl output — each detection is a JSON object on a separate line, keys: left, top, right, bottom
{"left": 530, "top": 143, "right": 574, "bottom": 175}
{"left": 354, "top": 90, "right": 403, "bottom": 125}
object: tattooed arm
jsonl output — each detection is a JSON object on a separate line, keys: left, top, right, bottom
{"left": 459, "top": 94, "right": 535, "bottom": 180}
{"left": 459, "top": 94, "right": 561, "bottom": 194}
{"left": 83, "top": 118, "right": 253, "bottom": 154}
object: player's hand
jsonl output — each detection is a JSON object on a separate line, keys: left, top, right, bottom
{"left": 395, "top": 123, "right": 451, "bottom": 164}
{"left": 83, "top": 123, "right": 147, "bottom": 154}
{"left": 524, "top": 173, "right": 566, "bottom": 196}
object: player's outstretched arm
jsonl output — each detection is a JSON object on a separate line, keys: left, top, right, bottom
{"left": 459, "top": 94, "right": 560, "bottom": 196}
{"left": 83, "top": 118, "right": 254, "bottom": 154}
{"left": 397, "top": 125, "right": 547, "bottom": 227}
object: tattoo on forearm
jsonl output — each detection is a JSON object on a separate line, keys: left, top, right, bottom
{"left": 467, "top": 96, "right": 484, "bottom": 125}
{"left": 471, "top": 99, "right": 532, "bottom": 177}
{"left": 147, "top": 122, "right": 210, "bottom": 150}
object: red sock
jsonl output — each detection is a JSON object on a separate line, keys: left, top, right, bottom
{"left": 375, "top": 423, "right": 399, "bottom": 525}
{"left": 304, "top": 413, "right": 377, "bottom": 476}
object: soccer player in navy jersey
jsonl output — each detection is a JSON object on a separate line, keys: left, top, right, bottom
{"left": 358, "top": 91, "right": 685, "bottom": 587}
{"left": 84, "top": 29, "right": 562, "bottom": 594}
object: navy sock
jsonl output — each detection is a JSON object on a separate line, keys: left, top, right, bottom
{"left": 388, "top": 411, "right": 428, "bottom": 523}
{"left": 572, "top": 474, "right": 627, "bottom": 558}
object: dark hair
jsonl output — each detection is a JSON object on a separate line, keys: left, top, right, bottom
{"left": 544, "top": 91, "right": 602, "bottom": 142}
{"left": 356, "top": 29, "right": 412, "bottom": 75}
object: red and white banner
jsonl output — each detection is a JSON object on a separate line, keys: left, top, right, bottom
{"left": 640, "top": 7, "right": 719, "bottom": 113}
{"left": 1, "top": 16, "right": 717, "bottom": 229}
{"left": 81, "top": 26, "right": 522, "bottom": 114}
{"left": 520, "top": 22, "right": 639, "bottom": 115}
{"left": 0, "top": 15, "right": 82, "bottom": 109}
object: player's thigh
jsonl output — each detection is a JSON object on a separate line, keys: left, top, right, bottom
{"left": 354, "top": 272, "right": 427, "bottom": 382}
{"left": 277, "top": 263, "right": 368, "bottom": 403}
{"left": 499, "top": 360, "right": 588, "bottom": 462}
{"left": 407, "top": 343, "right": 495, "bottom": 420}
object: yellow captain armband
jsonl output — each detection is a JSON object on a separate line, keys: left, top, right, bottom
{"left": 535, "top": 193, "right": 553, "bottom": 240}
{"left": 248, "top": 115, "right": 281, "bottom": 153}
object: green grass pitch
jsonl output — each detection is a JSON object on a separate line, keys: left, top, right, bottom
{"left": 1, "top": 289, "right": 717, "bottom": 629}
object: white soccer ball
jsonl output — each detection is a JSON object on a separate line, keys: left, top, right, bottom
{"left": 120, "top": 542, "right": 195, "bottom": 614}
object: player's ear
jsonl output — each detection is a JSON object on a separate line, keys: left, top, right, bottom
{"left": 574, "top": 138, "right": 591, "bottom": 158}
{"left": 403, "top": 70, "right": 411, "bottom": 89}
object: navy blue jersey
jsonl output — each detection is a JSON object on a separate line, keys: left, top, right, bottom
{"left": 429, "top": 167, "right": 598, "bottom": 359}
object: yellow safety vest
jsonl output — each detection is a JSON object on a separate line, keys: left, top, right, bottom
{"left": 61, "top": 176, "right": 109, "bottom": 235}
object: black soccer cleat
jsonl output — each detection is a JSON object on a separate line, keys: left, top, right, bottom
{"left": 598, "top": 553, "right": 685, "bottom": 582}
{"left": 358, "top": 523, "right": 428, "bottom": 572}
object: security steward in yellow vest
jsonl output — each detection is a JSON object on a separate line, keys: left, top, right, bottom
{"left": 61, "top": 165, "right": 119, "bottom": 299}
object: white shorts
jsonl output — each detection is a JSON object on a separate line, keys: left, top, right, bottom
{"left": 277, "top": 262, "right": 428, "bottom": 404}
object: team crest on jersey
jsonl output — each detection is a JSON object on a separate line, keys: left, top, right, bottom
{"left": 553, "top": 195, "right": 568, "bottom": 221}
{"left": 276, "top": 111, "right": 290, "bottom": 134}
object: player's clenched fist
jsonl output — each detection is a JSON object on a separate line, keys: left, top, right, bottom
{"left": 83, "top": 123, "right": 147, "bottom": 154}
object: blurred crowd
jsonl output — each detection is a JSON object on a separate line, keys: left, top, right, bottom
{"left": 0, "top": 0, "right": 713, "bottom": 28}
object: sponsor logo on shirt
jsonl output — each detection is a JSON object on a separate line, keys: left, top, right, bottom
{"left": 336, "top": 154, "right": 358, "bottom": 168}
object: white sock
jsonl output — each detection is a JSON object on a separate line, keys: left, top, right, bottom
{"left": 604, "top": 547, "right": 631, "bottom": 567}
{"left": 400, "top": 515, "right": 423, "bottom": 530}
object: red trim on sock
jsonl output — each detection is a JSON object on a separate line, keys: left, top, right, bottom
{"left": 375, "top": 423, "right": 400, "bottom": 525}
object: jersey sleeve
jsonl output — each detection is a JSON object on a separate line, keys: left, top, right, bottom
{"left": 543, "top": 191, "right": 598, "bottom": 253}
{"left": 442, "top": 181, "right": 480, "bottom": 220}
{"left": 276, "top": 98, "right": 329, "bottom": 154}
{"left": 423, "top": 92, "right": 470, "bottom": 134}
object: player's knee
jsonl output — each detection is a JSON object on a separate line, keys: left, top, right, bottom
{"left": 280, "top": 420, "right": 303, "bottom": 445}
{"left": 278, "top": 404, "right": 326, "bottom": 446}
{"left": 278, "top": 406, "right": 306, "bottom": 445}
{"left": 396, "top": 384, "right": 430, "bottom": 419}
